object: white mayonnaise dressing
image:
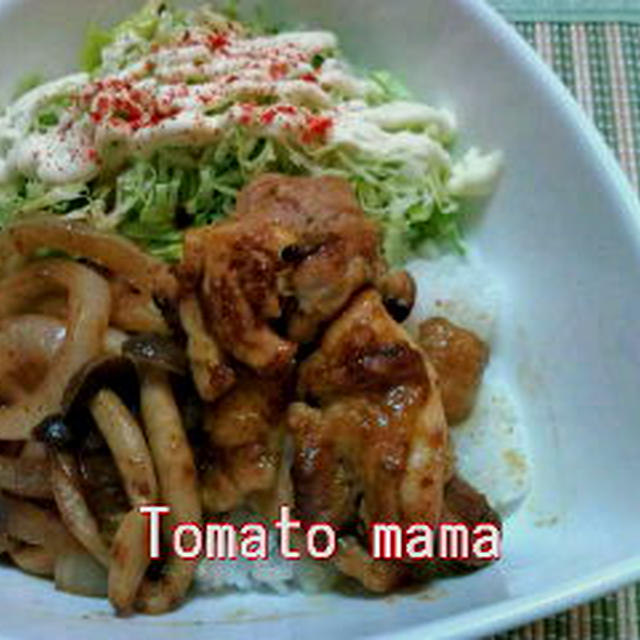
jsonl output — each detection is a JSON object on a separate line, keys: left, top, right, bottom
{"left": 448, "top": 147, "right": 504, "bottom": 197}
{"left": 0, "top": 73, "right": 89, "bottom": 182}
{"left": 0, "top": 23, "right": 500, "bottom": 193}
{"left": 8, "top": 121, "right": 96, "bottom": 184}
{"left": 360, "top": 101, "right": 457, "bottom": 140}
{"left": 330, "top": 113, "right": 451, "bottom": 170}
{"left": 128, "top": 111, "right": 225, "bottom": 150}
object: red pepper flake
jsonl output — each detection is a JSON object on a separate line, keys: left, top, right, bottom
{"left": 111, "top": 96, "right": 144, "bottom": 127}
{"left": 260, "top": 108, "right": 277, "bottom": 125}
{"left": 149, "top": 103, "right": 180, "bottom": 126}
{"left": 237, "top": 102, "right": 255, "bottom": 126}
{"left": 301, "top": 115, "right": 333, "bottom": 144}
{"left": 269, "top": 61, "right": 289, "bottom": 80}
{"left": 276, "top": 105, "right": 297, "bottom": 115}
{"left": 102, "top": 78, "right": 129, "bottom": 92}
{"left": 86, "top": 148, "right": 99, "bottom": 162}
{"left": 87, "top": 77, "right": 182, "bottom": 131}
{"left": 90, "top": 95, "right": 111, "bottom": 123}
{"left": 300, "top": 72, "right": 317, "bottom": 83}
{"left": 225, "top": 74, "right": 239, "bottom": 84}
{"left": 207, "top": 32, "right": 229, "bottom": 52}
{"left": 129, "top": 88, "right": 145, "bottom": 103}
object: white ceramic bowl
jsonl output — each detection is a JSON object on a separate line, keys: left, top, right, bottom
{"left": 1, "top": 0, "right": 640, "bottom": 638}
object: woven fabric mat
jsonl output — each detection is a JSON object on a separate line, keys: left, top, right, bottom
{"left": 491, "top": 1, "right": 640, "bottom": 23}
{"left": 486, "top": 16, "right": 640, "bottom": 640}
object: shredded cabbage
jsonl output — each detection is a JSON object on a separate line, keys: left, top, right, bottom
{"left": 0, "top": 1, "right": 501, "bottom": 263}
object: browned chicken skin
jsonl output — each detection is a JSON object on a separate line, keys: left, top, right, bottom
{"left": 199, "top": 372, "right": 289, "bottom": 515}
{"left": 287, "top": 289, "right": 450, "bottom": 592}
{"left": 335, "top": 536, "right": 409, "bottom": 593}
{"left": 180, "top": 174, "right": 415, "bottom": 376}
{"left": 179, "top": 294, "right": 235, "bottom": 402}
{"left": 182, "top": 219, "right": 298, "bottom": 376}
{"left": 289, "top": 289, "right": 449, "bottom": 532}
{"left": 443, "top": 474, "right": 500, "bottom": 532}
{"left": 235, "top": 173, "right": 390, "bottom": 342}
{"left": 335, "top": 474, "right": 502, "bottom": 592}
{"left": 415, "top": 474, "right": 501, "bottom": 579}
{"left": 286, "top": 290, "right": 501, "bottom": 592}
{"left": 417, "top": 317, "right": 489, "bottom": 425}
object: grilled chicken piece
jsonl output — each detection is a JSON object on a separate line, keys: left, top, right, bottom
{"left": 199, "top": 373, "right": 289, "bottom": 515}
{"left": 289, "top": 289, "right": 449, "bottom": 533}
{"left": 179, "top": 294, "right": 235, "bottom": 402}
{"left": 443, "top": 475, "right": 500, "bottom": 530}
{"left": 335, "top": 536, "right": 409, "bottom": 593}
{"left": 235, "top": 173, "right": 407, "bottom": 341}
{"left": 182, "top": 219, "right": 297, "bottom": 376}
{"left": 335, "top": 476, "right": 501, "bottom": 591}
{"left": 409, "top": 474, "right": 501, "bottom": 581}
{"left": 417, "top": 317, "right": 488, "bottom": 425}
{"left": 180, "top": 174, "right": 415, "bottom": 375}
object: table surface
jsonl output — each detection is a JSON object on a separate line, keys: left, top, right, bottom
{"left": 488, "top": 5, "right": 640, "bottom": 639}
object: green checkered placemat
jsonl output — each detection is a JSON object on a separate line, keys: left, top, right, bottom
{"left": 513, "top": 22, "right": 639, "bottom": 193}
{"left": 487, "top": 15, "right": 640, "bottom": 640}
{"left": 491, "top": 1, "right": 640, "bottom": 23}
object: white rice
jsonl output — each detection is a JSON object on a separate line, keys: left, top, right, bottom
{"left": 194, "top": 511, "right": 338, "bottom": 596}
{"left": 405, "top": 252, "right": 500, "bottom": 343}
{"left": 196, "top": 252, "right": 530, "bottom": 594}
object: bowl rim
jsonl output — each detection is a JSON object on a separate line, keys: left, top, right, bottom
{"left": 0, "top": 0, "right": 639, "bottom": 637}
